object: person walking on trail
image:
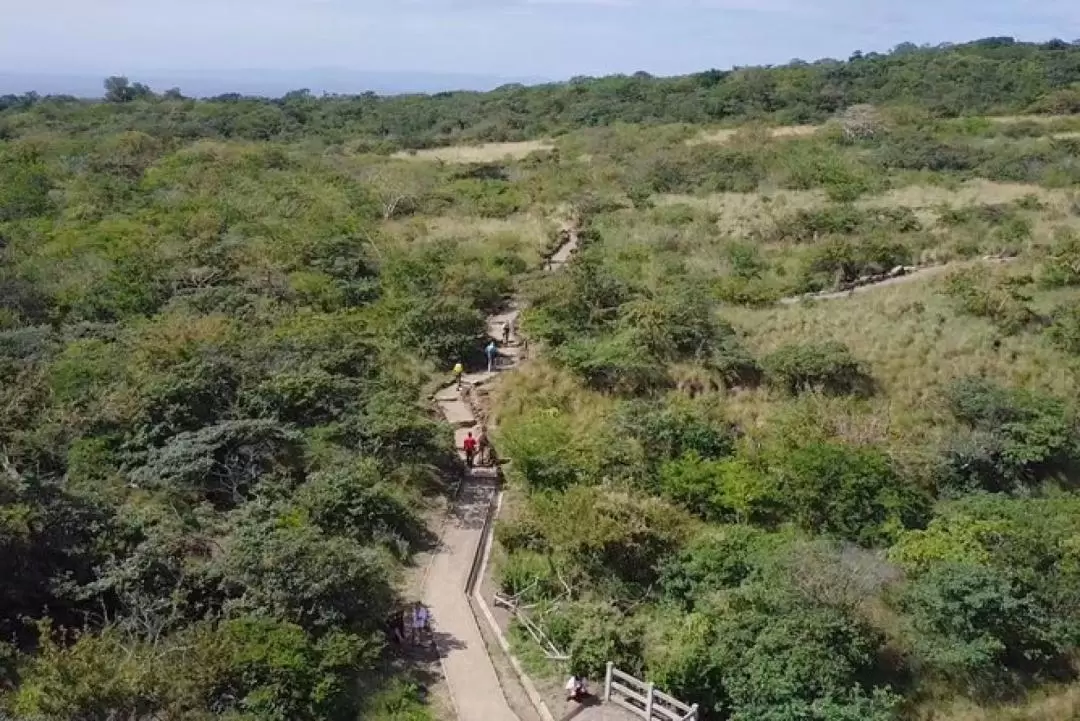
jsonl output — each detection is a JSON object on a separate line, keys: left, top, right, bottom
{"left": 463, "top": 431, "right": 477, "bottom": 468}
{"left": 412, "top": 603, "right": 430, "bottom": 646}
{"left": 477, "top": 425, "right": 491, "bottom": 466}
{"left": 485, "top": 340, "right": 498, "bottom": 373}
{"left": 452, "top": 362, "right": 464, "bottom": 389}
{"left": 502, "top": 321, "right": 511, "bottom": 345}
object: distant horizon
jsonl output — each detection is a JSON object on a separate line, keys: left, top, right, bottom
{"left": 0, "top": 68, "right": 555, "bottom": 99}
{"left": 4, "top": 33, "right": 1074, "bottom": 100}
{"left": 4, "top": 0, "right": 1077, "bottom": 95}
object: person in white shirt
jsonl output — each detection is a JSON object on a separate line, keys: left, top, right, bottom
{"left": 565, "top": 675, "right": 587, "bottom": 702}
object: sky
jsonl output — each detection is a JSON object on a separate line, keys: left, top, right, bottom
{"left": 1, "top": 0, "right": 1078, "bottom": 83}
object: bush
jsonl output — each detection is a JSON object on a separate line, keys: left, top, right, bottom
{"left": 297, "top": 461, "right": 428, "bottom": 556}
{"left": 764, "top": 341, "right": 872, "bottom": 396}
{"left": 943, "top": 267, "right": 1038, "bottom": 334}
{"left": 890, "top": 495, "right": 1080, "bottom": 642}
{"left": 657, "top": 453, "right": 781, "bottom": 523}
{"left": 129, "top": 419, "right": 306, "bottom": 508}
{"left": 216, "top": 515, "right": 394, "bottom": 632}
{"left": 528, "top": 487, "right": 691, "bottom": 590}
{"left": 696, "top": 597, "right": 899, "bottom": 721}
{"left": 899, "top": 563, "right": 1067, "bottom": 694}
{"left": 800, "top": 236, "right": 912, "bottom": 291}
{"left": 771, "top": 441, "right": 931, "bottom": 546}
{"left": 1039, "top": 229, "right": 1080, "bottom": 288}
{"left": 1046, "top": 301, "right": 1080, "bottom": 354}
{"left": 659, "top": 525, "right": 786, "bottom": 607}
{"left": 938, "top": 377, "right": 1078, "bottom": 492}
{"left": 553, "top": 331, "right": 670, "bottom": 395}
{"left": 498, "top": 411, "right": 586, "bottom": 491}
{"left": 773, "top": 205, "right": 920, "bottom": 243}
{"left": 613, "top": 396, "right": 736, "bottom": 465}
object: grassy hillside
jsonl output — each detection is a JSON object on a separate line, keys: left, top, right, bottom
{"left": 2, "top": 37, "right": 1080, "bottom": 721}
{"left": 482, "top": 120, "right": 1080, "bottom": 719}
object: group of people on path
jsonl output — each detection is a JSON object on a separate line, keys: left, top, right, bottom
{"left": 389, "top": 602, "right": 433, "bottom": 648}
{"left": 462, "top": 427, "right": 491, "bottom": 468}
{"left": 453, "top": 321, "right": 516, "bottom": 389}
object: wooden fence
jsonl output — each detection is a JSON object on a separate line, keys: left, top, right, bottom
{"left": 604, "top": 664, "right": 699, "bottom": 721}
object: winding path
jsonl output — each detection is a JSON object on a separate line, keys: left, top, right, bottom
{"left": 422, "top": 229, "right": 578, "bottom": 721}
{"left": 777, "top": 256, "right": 1015, "bottom": 305}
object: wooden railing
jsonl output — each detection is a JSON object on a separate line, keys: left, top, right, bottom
{"left": 604, "top": 664, "right": 699, "bottom": 721}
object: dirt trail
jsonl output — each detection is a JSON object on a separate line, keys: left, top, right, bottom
{"left": 422, "top": 225, "right": 579, "bottom": 721}
{"left": 777, "top": 256, "right": 1014, "bottom": 305}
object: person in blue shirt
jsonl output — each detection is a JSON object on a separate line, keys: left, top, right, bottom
{"left": 485, "top": 340, "right": 498, "bottom": 372}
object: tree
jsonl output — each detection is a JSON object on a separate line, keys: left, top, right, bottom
{"left": 763, "top": 341, "right": 873, "bottom": 396}
{"left": 900, "top": 563, "right": 1066, "bottom": 691}
{"left": 362, "top": 162, "right": 438, "bottom": 220}
{"left": 103, "top": 76, "right": 152, "bottom": 103}
{"left": 129, "top": 419, "right": 306, "bottom": 509}
{"left": 771, "top": 441, "right": 930, "bottom": 545}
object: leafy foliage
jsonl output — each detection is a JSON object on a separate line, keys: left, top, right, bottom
{"left": 763, "top": 341, "right": 873, "bottom": 396}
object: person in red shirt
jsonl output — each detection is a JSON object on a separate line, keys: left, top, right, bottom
{"left": 463, "top": 432, "right": 478, "bottom": 468}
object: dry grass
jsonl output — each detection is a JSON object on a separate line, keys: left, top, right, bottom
{"left": 654, "top": 189, "right": 825, "bottom": 236}
{"left": 689, "top": 124, "right": 821, "bottom": 145}
{"left": 864, "top": 180, "right": 1072, "bottom": 211}
{"left": 654, "top": 181, "right": 1079, "bottom": 239}
{"left": 392, "top": 140, "right": 553, "bottom": 163}
{"left": 723, "top": 266, "right": 1080, "bottom": 451}
{"left": 386, "top": 214, "right": 556, "bottom": 265}
{"left": 987, "top": 114, "right": 1080, "bottom": 124}
{"left": 920, "top": 684, "right": 1080, "bottom": 721}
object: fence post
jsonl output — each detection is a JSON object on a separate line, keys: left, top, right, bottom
{"left": 604, "top": 662, "right": 613, "bottom": 702}
{"left": 645, "top": 682, "right": 654, "bottom": 720}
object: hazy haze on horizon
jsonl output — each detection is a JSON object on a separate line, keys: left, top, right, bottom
{"left": 2, "top": 0, "right": 1078, "bottom": 94}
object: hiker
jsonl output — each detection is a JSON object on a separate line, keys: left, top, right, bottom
{"left": 485, "top": 340, "right": 498, "bottom": 373}
{"left": 477, "top": 425, "right": 491, "bottom": 466}
{"left": 463, "top": 431, "right": 477, "bottom": 468}
{"left": 453, "top": 362, "right": 464, "bottom": 389}
{"left": 412, "top": 603, "right": 431, "bottom": 646}
{"left": 387, "top": 608, "right": 406, "bottom": 644}
{"left": 502, "top": 321, "right": 511, "bottom": 345}
{"left": 565, "top": 675, "right": 588, "bottom": 702}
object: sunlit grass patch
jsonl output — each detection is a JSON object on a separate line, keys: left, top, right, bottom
{"left": 393, "top": 140, "right": 554, "bottom": 163}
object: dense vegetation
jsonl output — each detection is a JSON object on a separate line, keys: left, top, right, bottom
{"left": 3, "top": 38, "right": 1080, "bottom": 150}
{"left": 3, "top": 35, "right": 1080, "bottom": 721}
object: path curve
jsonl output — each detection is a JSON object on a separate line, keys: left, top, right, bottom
{"left": 423, "top": 226, "right": 579, "bottom": 721}
{"left": 777, "top": 256, "right": 1015, "bottom": 305}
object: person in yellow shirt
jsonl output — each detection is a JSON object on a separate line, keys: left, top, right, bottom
{"left": 453, "top": 362, "right": 464, "bottom": 389}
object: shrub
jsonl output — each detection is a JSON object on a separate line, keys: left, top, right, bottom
{"left": 529, "top": 487, "right": 691, "bottom": 590}
{"left": 659, "top": 525, "right": 786, "bottom": 606}
{"left": 763, "top": 341, "right": 871, "bottom": 396}
{"left": 1040, "top": 229, "right": 1080, "bottom": 288}
{"left": 1046, "top": 301, "right": 1080, "bottom": 354}
{"left": 943, "top": 267, "right": 1038, "bottom": 334}
{"left": 129, "top": 419, "right": 306, "bottom": 508}
{"left": 938, "top": 377, "right": 1078, "bottom": 492}
{"left": 297, "top": 461, "right": 427, "bottom": 556}
{"left": 217, "top": 515, "right": 394, "bottom": 632}
{"left": 498, "top": 410, "right": 586, "bottom": 491}
{"left": 770, "top": 441, "right": 931, "bottom": 546}
{"left": 553, "top": 331, "right": 670, "bottom": 395}
{"left": 657, "top": 453, "right": 781, "bottom": 523}
{"left": 613, "top": 396, "right": 736, "bottom": 465}
{"left": 705, "top": 597, "right": 899, "bottom": 721}
{"left": 899, "top": 563, "right": 1067, "bottom": 694}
